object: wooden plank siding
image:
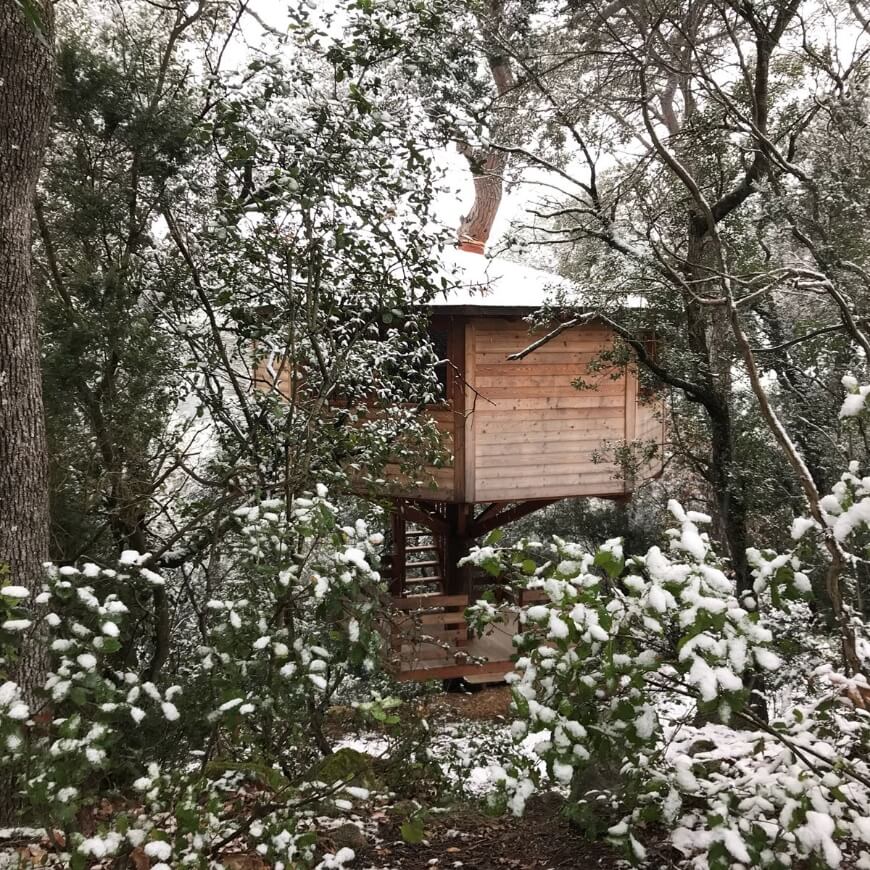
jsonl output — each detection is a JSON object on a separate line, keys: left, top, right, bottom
{"left": 463, "top": 322, "right": 477, "bottom": 500}
{"left": 252, "top": 338, "right": 462, "bottom": 501}
{"left": 380, "top": 314, "right": 468, "bottom": 502}
{"left": 254, "top": 312, "right": 666, "bottom": 505}
{"left": 466, "top": 318, "right": 629, "bottom": 502}
{"left": 381, "top": 405, "right": 456, "bottom": 499}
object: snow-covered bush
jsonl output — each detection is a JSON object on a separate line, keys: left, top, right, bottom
{"left": 464, "top": 497, "right": 870, "bottom": 869}
{"left": 0, "top": 489, "right": 389, "bottom": 867}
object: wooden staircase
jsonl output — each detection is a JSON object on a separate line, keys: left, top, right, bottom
{"left": 383, "top": 499, "right": 542, "bottom": 682}
{"left": 382, "top": 505, "right": 467, "bottom": 678}
{"left": 402, "top": 529, "right": 445, "bottom": 595}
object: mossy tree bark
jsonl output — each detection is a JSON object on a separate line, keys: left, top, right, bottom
{"left": 0, "top": 0, "right": 55, "bottom": 824}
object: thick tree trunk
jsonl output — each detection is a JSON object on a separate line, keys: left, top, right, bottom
{"left": 0, "top": 0, "right": 55, "bottom": 823}
{"left": 457, "top": 149, "right": 507, "bottom": 253}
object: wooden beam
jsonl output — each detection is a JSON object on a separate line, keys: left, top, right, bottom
{"left": 444, "top": 503, "right": 474, "bottom": 596}
{"left": 405, "top": 503, "right": 449, "bottom": 536}
{"left": 464, "top": 322, "right": 477, "bottom": 501}
{"left": 397, "top": 659, "right": 514, "bottom": 682}
{"left": 390, "top": 500, "right": 406, "bottom": 597}
{"left": 469, "top": 498, "right": 563, "bottom": 538}
{"left": 472, "top": 501, "right": 505, "bottom": 527}
{"left": 397, "top": 611, "right": 467, "bottom": 626}
{"left": 451, "top": 316, "right": 467, "bottom": 501}
{"left": 392, "top": 594, "right": 468, "bottom": 609}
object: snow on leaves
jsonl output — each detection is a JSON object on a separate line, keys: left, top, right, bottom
{"left": 0, "top": 486, "right": 386, "bottom": 868}
{"left": 464, "top": 498, "right": 870, "bottom": 869}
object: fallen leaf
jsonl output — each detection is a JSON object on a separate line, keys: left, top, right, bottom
{"left": 220, "top": 852, "right": 269, "bottom": 869}
{"left": 16, "top": 845, "right": 47, "bottom": 867}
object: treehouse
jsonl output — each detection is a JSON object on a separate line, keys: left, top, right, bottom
{"left": 254, "top": 249, "right": 664, "bottom": 681}
{"left": 379, "top": 250, "right": 665, "bottom": 680}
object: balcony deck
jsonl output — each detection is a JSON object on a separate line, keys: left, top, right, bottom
{"left": 388, "top": 592, "right": 547, "bottom": 682}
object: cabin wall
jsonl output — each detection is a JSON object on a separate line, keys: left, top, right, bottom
{"left": 253, "top": 315, "right": 666, "bottom": 506}
{"left": 253, "top": 351, "right": 459, "bottom": 500}
{"left": 382, "top": 406, "right": 456, "bottom": 500}
{"left": 465, "top": 318, "right": 629, "bottom": 502}
{"left": 383, "top": 314, "right": 465, "bottom": 502}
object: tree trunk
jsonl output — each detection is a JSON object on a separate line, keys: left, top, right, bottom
{"left": 707, "top": 401, "right": 751, "bottom": 596}
{"left": 0, "top": 0, "right": 55, "bottom": 823}
{"left": 458, "top": 4, "right": 515, "bottom": 253}
{"left": 457, "top": 148, "right": 508, "bottom": 253}
{"left": 684, "top": 223, "right": 752, "bottom": 596}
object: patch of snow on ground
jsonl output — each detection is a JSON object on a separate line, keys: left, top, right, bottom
{"left": 333, "top": 735, "right": 391, "bottom": 758}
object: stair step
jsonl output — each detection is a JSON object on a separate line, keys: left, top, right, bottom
{"left": 392, "top": 592, "right": 452, "bottom": 604}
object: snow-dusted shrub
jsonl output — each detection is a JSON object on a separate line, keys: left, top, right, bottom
{"left": 464, "top": 499, "right": 870, "bottom": 869}
{"left": 0, "top": 489, "right": 387, "bottom": 867}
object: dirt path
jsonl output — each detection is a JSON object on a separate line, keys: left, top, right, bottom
{"left": 362, "top": 795, "right": 626, "bottom": 870}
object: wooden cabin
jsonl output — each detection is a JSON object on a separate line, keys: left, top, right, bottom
{"left": 401, "top": 257, "right": 660, "bottom": 504}
{"left": 254, "top": 248, "right": 665, "bottom": 681}
{"left": 382, "top": 251, "right": 665, "bottom": 681}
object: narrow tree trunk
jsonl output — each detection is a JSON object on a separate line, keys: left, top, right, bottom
{"left": 458, "top": 4, "right": 515, "bottom": 253}
{"left": 708, "top": 403, "right": 751, "bottom": 595}
{"left": 684, "top": 226, "right": 752, "bottom": 595}
{"left": 0, "top": 0, "right": 55, "bottom": 824}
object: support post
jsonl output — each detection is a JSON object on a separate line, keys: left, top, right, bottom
{"left": 444, "top": 503, "right": 474, "bottom": 596}
{"left": 390, "top": 499, "right": 406, "bottom": 597}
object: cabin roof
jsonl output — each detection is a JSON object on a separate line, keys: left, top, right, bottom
{"left": 430, "top": 249, "right": 570, "bottom": 313}
{"left": 429, "top": 248, "right": 645, "bottom": 314}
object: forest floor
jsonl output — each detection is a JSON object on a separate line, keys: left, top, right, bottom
{"left": 332, "top": 686, "right": 635, "bottom": 870}
{"left": 0, "top": 687, "right": 637, "bottom": 869}
{"left": 358, "top": 792, "right": 626, "bottom": 869}
{"left": 2, "top": 686, "right": 862, "bottom": 868}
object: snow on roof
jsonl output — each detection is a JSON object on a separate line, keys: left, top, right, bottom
{"left": 430, "top": 248, "right": 569, "bottom": 311}
{"left": 430, "top": 247, "right": 645, "bottom": 312}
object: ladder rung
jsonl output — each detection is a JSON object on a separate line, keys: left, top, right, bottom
{"left": 408, "top": 560, "right": 440, "bottom": 570}
{"left": 407, "top": 545, "right": 437, "bottom": 554}
{"left": 405, "top": 576, "right": 444, "bottom": 585}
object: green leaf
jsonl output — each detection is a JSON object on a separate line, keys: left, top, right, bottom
{"left": 175, "top": 805, "right": 199, "bottom": 835}
{"left": 101, "top": 637, "right": 121, "bottom": 654}
{"left": 511, "top": 688, "right": 530, "bottom": 719}
{"left": 297, "top": 831, "right": 317, "bottom": 849}
{"left": 480, "top": 557, "right": 503, "bottom": 578}
{"left": 593, "top": 547, "right": 624, "bottom": 579}
{"left": 484, "top": 529, "right": 503, "bottom": 545}
{"left": 400, "top": 818, "right": 425, "bottom": 844}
